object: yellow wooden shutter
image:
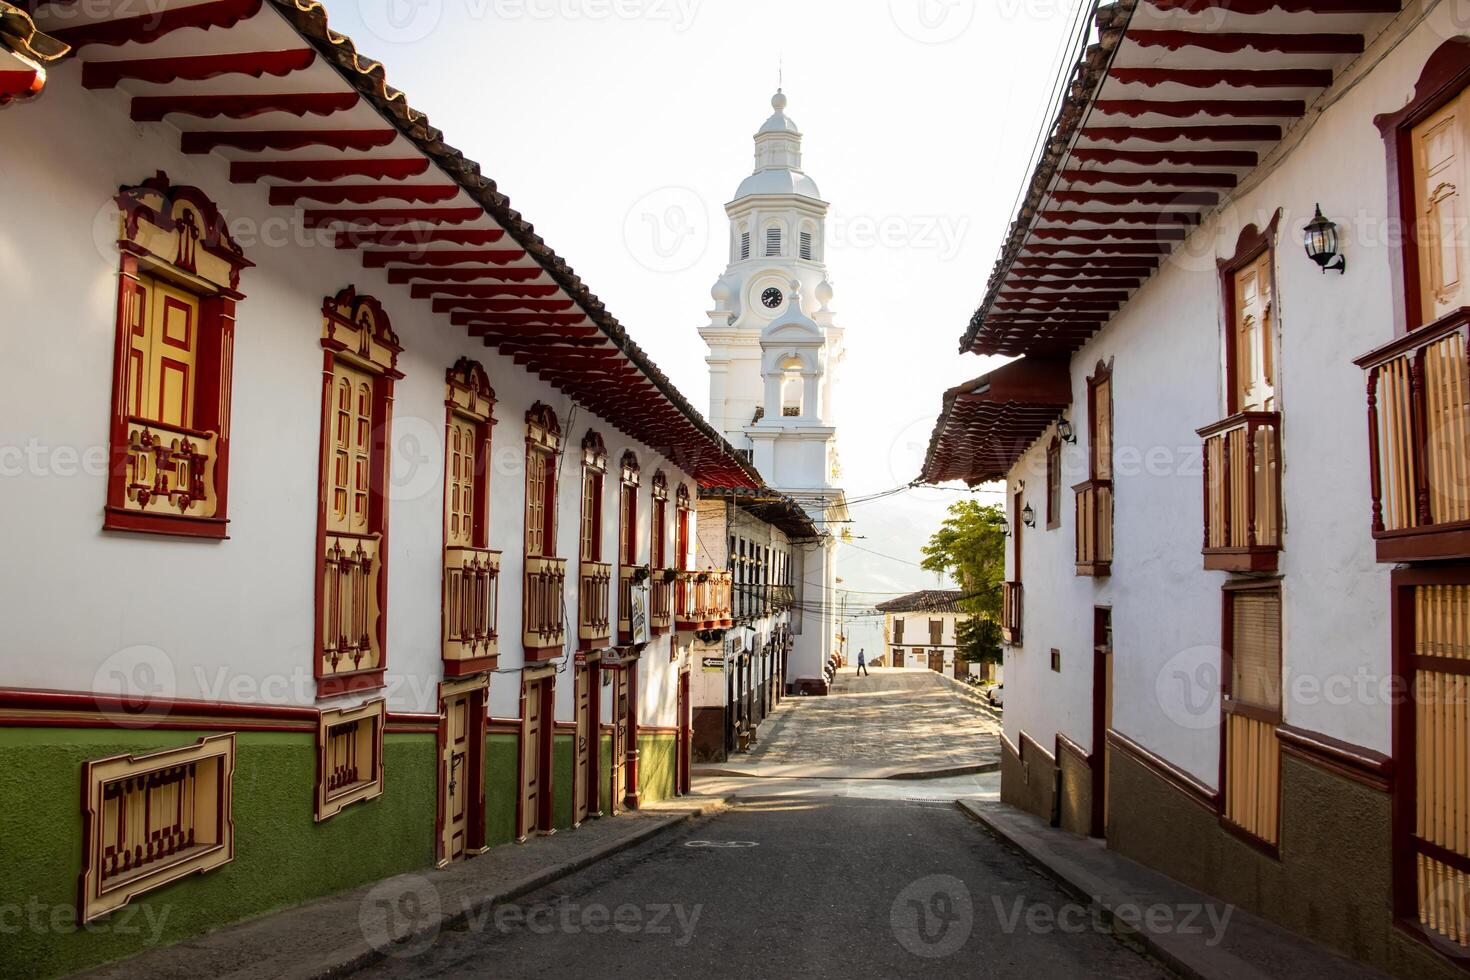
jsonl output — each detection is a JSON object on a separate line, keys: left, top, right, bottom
{"left": 327, "top": 361, "right": 373, "bottom": 535}
{"left": 1414, "top": 90, "right": 1470, "bottom": 323}
{"left": 446, "top": 416, "right": 477, "bottom": 546}
{"left": 1232, "top": 590, "right": 1282, "bottom": 711}
{"left": 1092, "top": 377, "right": 1112, "bottom": 480}
{"left": 125, "top": 274, "right": 201, "bottom": 428}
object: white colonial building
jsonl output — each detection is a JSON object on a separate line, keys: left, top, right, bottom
{"left": 0, "top": 2, "right": 751, "bottom": 974}
{"left": 923, "top": 3, "right": 1470, "bottom": 979}
{"left": 699, "top": 90, "right": 849, "bottom": 695}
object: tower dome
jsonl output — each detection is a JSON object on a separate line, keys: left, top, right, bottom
{"left": 735, "top": 89, "right": 821, "bottom": 201}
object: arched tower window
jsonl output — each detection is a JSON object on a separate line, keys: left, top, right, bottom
{"left": 779, "top": 355, "right": 804, "bottom": 417}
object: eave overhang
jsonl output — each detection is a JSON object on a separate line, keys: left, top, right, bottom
{"left": 920, "top": 357, "right": 1072, "bottom": 485}
{"left": 0, "top": 2, "right": 67, "bottom": 106}
{"left": 960, "top": 0, "right": 1403, "bottom": 358}
{"left": 24, "top": 0, "right": 761, "bottom": 489}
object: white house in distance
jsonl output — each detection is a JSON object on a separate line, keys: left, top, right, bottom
{"left": 699, "top": 90, "right": 849, "bottom": 695}
{"left": 874, "top": 590, "right": 990, "bottom": 681}
{"left": 923, "top": 3, "right": 1470, "bottom": 978}
{"left": 0, "top": 2, "right": 758, "bottom": 975}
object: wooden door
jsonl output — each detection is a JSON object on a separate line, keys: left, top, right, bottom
{"left": 676, "top": 670, "right": 690, "bottom": 795}
{"left": 573, "top": 664, "right": 590, "bottom": 826}
{"left": 928, "top": 650, "right": 943, "bottom": 673}
{"left": 1414, "top": 89, "right": 1470, "bottom": 324}
{"left": 1231, "top": 252, "right": 1276, "bottom": 413}
{"left": 609, "top": 669, "right": 628, "bottom": 815}
{"left": 519, "top": 677, "right": 543, "bottom": 839}
{"left": 1093, "top": 607, "right": 1113, "bottom": 839}
{"left": 441, "top": 691, "right": 471, "bottom": 862}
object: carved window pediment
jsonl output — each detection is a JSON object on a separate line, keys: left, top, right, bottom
{"left": 115, "top": 172, "right": 252, "bottom": 298}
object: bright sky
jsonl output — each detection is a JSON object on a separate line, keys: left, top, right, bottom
{"left": 326, "top": 0, "right": 1081, "bottom": 651}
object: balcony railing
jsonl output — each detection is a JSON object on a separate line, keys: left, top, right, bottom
{"left": 443, "top": 546, "right": 500, "bottom": 673}
{"left": 772, "top": 584, "right": 794, "bottom": 611}
{"left": 522, "top": 556, "right": 566, "bottom": 654}
{"left": 676, "top": 571, "right": 711, "bottom": 630}
{"left": 322, "top": 531, "right": 381, "bottom": 679}
{"left": 650, "top": 572, "right": 674, "bottom": 632}
{"left": 121, "top": 417, "right": 219, "bottom": 518}
{"left": 1002, "top": 581, "right": 1022, "bottom": 645}
{"left": 1073, "top": 479, "right": 1112, "bottom": 576}
{"left": 578, "top": 560, "right": 612, "bottom": 645}
{"left": 1356, "top": 308, "right": 1470, "bottom": 561}
{"left": 1198, "top": 412, "right": 1281, "bottom": 572}
{"left": 713, "top": 571, "right": 734, "bottom": 627}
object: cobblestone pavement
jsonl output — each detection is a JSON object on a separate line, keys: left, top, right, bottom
{"left": 737, "top": 666, "right": 1001, "bottom": 776}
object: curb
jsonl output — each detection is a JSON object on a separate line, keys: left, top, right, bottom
{"left": 954, "top": 799, "right": 1194, "bottom": 978}
{"left": 692, "top": 762, "right": 1000, "bottom": 781}
{"left": 292, "top": 800, "right": 725, "bottom": 980}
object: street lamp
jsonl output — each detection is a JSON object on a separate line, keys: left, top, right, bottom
{"left": 1022, "top": 503, "right": 1036, "bottom": 528}
{"left": 1057, "top": 415, "right": 1077, "bottom": 444}
{"left": 1303, "top": 203, "right": 1346, "bottom": 274}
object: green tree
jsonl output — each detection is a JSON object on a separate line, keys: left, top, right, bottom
{"left": 920, "top": 500, "right": 1007, "bottom": 665}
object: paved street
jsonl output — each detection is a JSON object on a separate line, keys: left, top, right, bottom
{"left": 356, "top": 796, "right": 1170, "bottom": 980}
{"left": 351, "top": 669, "right": 1164, "bottom": 980}
{"left": 725, "top": 667, "right": 1002, "bottom": 778}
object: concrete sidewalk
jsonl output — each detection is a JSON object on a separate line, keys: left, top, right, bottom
{"left": 959, "top": 799, "right": 1388, "bottom": 980}
{"left": 79, "top": 798, "right": 723, "bottom": 980}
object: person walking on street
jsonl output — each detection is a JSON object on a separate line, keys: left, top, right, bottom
{"left": 856, "top": 647, "right": 869, "bottom": 677}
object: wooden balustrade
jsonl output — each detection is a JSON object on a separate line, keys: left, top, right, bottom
{"left": 321, "top": 531, "right": 381, "bottom": 680}
{"left": 1198, "top": 412, "right": 1282, "bottom": 572}
{"left": 121, "top": 417, "right": 219, "bottom": 518}
{"left": 1073, "top": 479, "right": 1113, "bottom": 576}
{"left": 1002, "top": 581, "right": 1022, "bottom": 645}
{"left": 578, "top": 560, "right": 612, "bottom": 644}
{"left": 712, "top": 570, "right": 734, "bottom": 627}
{"left": 522, "top": 556, "right": 566, "bottom": 653}
{"left": 443, "top": 546, "right": 499, "bottom": 672}
{"left": 101, "top": 762, "right": 201, "bottom": 884}
{"left": 650, "top": 572, "right": 674, "bottom": 632}
{"left": 1356, "top": 307, "right": 1470, "bottom": 560}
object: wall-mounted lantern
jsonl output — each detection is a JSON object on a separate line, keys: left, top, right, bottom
{"left": 1057, "top": 415, "right": 1077, "bottom": 444}
{"left": 1303, "top": 204, "right": 1346, "bottom": 274}
{"left": 1022, "top": 504, "right": 1036, "bottom": 528}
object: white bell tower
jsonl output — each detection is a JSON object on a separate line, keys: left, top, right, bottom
{"left": 700, "top": 90, "right": 848, "bottom": 694}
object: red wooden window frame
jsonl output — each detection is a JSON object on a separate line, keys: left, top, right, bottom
{"left": 1375, "top": 37, "right": 1470, "bottom": 337}
{"left": 105, "top": 174, "right": 252, "bottom": 540}
{"left": 675, "top": 484, "right": 692, "bottom": 571}
{"left": 1046, "top": 436, "right": 1061, "bottom": 530}
{"left": 1218, "top": 214, "right": 1282, "bottom": 415}
{"left": 444, "top": 358, "right": 494, "bottom": 552}
{"left": 1218, "top": 579, "right": 1284, "bottom": 856}
{"left": 524, "top": 403, "right": 561, "bottom": 559}
{"left": 651, "top": 471, "right": 669, "bottom": 568}
{"left": 314, "top": 288, "right": 402, "bottom": 699}
{"left": 580, "top": 431, "right": 607, "bottom": 563}
{"left": 619, "top": 451, "right": 640, "bottom": 566}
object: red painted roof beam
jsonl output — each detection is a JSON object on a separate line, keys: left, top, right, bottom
{"left": 362, "top": 248, "right": 527, "bottom": 268}
{"left": 84, "top": 49, "right": 315, "bottom": 89}
{"left": 231, "top": 158, "right": 429, "bottom": 183}
{"left": 132, "top": 92, "right": 358, "bottom": 122}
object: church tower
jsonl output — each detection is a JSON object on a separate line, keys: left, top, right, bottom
{"left": 700, "top": 90, "right": 848, "bottom": 693}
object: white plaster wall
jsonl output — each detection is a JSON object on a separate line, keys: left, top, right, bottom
{"left": 1002, "top": 10, "right": 1465, "bottom": 783}
{"left": 0, "top": 66, "right": 697, "bottom": 729}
